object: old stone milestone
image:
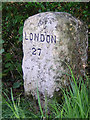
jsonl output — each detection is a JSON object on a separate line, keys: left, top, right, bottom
{"left": 22, "top": 12, "right": 88, "bottom": 99}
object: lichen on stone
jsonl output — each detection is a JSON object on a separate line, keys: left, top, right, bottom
{"left": 22, "top": 12, "right": 88, "bottom": 100}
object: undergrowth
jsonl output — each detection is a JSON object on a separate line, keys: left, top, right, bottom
{"left": 2, "top": 65, "right": 89, "bottom": 119}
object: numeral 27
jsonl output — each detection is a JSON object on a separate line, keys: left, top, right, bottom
{"left": 32, "top": 47, "right": 41, "bottom": 56}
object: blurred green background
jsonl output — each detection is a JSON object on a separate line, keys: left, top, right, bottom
{"left": 2, "top": 2, "right": 89, "bottom": 94}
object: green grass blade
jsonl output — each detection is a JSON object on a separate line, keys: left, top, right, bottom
{"left": 3, "top": 97, "right": 19, "bottom": 118}
{"left": 10, "top": 88, "right": 20, "bottom": 118}
{"left": 45, "top": 91, "right": 48, "bottom": 118}
{"left": 37, "top": 85, "right": 44, "bottom": 118}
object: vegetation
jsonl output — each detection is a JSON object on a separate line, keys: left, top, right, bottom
{"left": 2, "top": 65, "right": 89, "bottom": 119}
{"left": 2, "top": 2, "right": 89, "bottom": 119}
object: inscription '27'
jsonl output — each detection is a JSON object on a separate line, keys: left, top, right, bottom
{"left": 32, "top": 47, "right": 41, "bottom": 56}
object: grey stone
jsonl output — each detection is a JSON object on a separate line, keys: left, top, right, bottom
{"left": 22, "top": 12, "right": 88, "bottom": 100}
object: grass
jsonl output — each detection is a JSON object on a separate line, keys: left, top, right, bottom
{"left": 48, "top": 63, "right": 89, "bottom": 119}
{"left": 2, "top": 65, "right": 89, "bottom": 119}
{"left": 51, "top": 75, "right": 89, "bottom": 118}
{"left": 37, "top": 83, "right": 44, "bottom": 119}
{"left": 3, "top": 88, "right": 25, "bottom": 119}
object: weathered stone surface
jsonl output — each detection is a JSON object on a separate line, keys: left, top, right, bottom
{"left": 22, "top": 12, "right": 88, "bottom": 99}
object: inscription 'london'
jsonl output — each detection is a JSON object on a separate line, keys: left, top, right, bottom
{"left": 25, "top": 32, "right": 56, "bottom": 44}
